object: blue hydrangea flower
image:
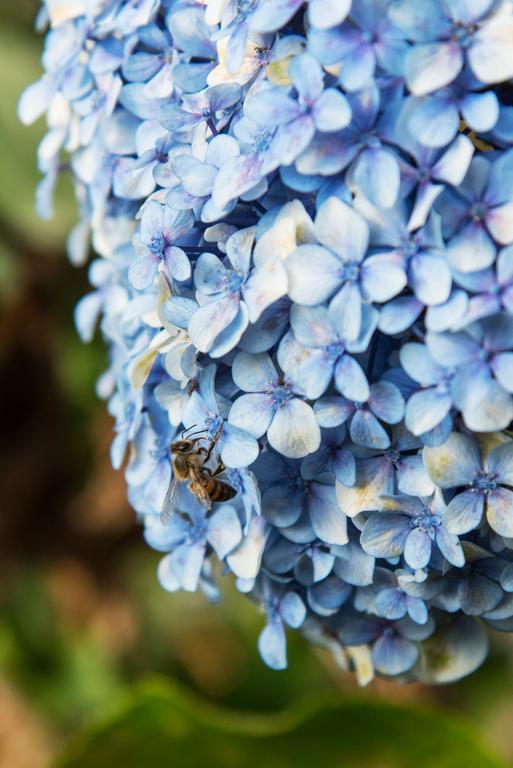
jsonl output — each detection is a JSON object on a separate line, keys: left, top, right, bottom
{"left": 23, "top": 0, "right": 513, "bottom": 686}
{"left": 286, "top": 196, "right": 407, "bottom": 341}
{"left": 361, "top": 491, "right": 464, "bottom": 569}
{"left": 424, "top": 433, "right": 513, "bottom": 538}
{"left": 245, "top": 53, "right": 352, "bottom": 166}
{"left": 129, "top": 201, "right": 194, "bottom": 289}
{"left": 389, "top": 0, "right": 513, "bottom": 95}
{"left": 229, "top": 351, "right": 321, "bottom": 459}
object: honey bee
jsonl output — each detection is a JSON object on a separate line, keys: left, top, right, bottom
{"left": 161, "top": 424, "right": 237, "bottom": 524}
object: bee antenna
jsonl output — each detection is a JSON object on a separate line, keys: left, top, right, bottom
{"left": 181, "top": 424, "right": 197, "bottom": 437}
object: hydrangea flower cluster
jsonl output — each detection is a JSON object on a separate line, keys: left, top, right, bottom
{"left": 21, "top": 0, "right": 513, "bottom": 684}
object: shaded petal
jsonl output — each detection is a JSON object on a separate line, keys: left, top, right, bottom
{"left": 368, "top": 381, "right": 404, "bottom": 424}
{"left": 163, "top": 245, "right": 191, "bottom": 282}
{"left": 308, "top": 482, "right": 348, "bottom": 545}
{"left": 445, "top": 490, "right": 484, "bottom": 534}
{"left": 258, "top": 620, "right": 287, "bottom": 670}
{"left": 227, "top": 515, "right": 268, "bottom": 577}
{"left": 404, "top": 527, "right": 432, "bottom": 569}
{"left": 435, "top": 526, "right": 465, "bottom": 567}
{"left": 350, "top": 409, "right": 391, "bottom": 449}
{"left": 486, "top": 487, "right": 513, "bottom": 538}
{"left": 313, "top": 88, "right": 352, "bottom": 131}
{"left": 372, "top": 634, "right": 419, "bottom": 675}
{"left": 278, "top": 334, "right": 334, "bottom": 399}
{"left": 488, "top": 441, "right": 513, "bottom": 485}
{"left": 361, "top": 254, "right": 407, "bottom": 302}
{"left": 128, "top": 254, "right": 158, "bottom": 290}
{"left": 424, "top": 433, "right": 481, "bottom": 487}
{"left": 280, "top": 592, "right": 306, "bottom": 628}
{"left": 447, "top": 220, "right": 496, "bottom": 273}
{"left": 360, "top": 512, "right": 410, "bottom": 558}
{"left": 221, "top": 423, "right": 259, "bottom": 468}
{"left": 376, "top": 588, "right": 406, "bottom": 620}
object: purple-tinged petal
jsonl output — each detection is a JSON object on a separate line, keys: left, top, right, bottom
{"left": 467, "top": 13, "right": 513, "bottom": 85}
{"left": 405, "top": 42, "right": 463, "bottom": 96}
{"left": 488, "top": 441, "right": 513, "bottom": 485}
{"left": 128, "top": 254, "right": 158, "bottom": 290}
{"left": 351, "top": 148, "right": 401, "bottom": 210}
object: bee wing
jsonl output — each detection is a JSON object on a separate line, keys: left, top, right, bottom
{"left": 189, "top": 466, "right": 212, "bottom": 508}
{"left": 160, "top": 477, "right": 178, "bottom": 525}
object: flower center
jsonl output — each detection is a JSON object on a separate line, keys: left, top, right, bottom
{"left": 270, "top": 383, "right": 292, "bottom": 409}
{"left": 206, "top": 414, "right": 223, "bottom": 439}
{"left": 471, "top": 202, "right": 487, "bottom": 221}
{"left": 341, "top": 261, "right": 360, "bottom": 282}
{"left": 451, "top": 21, "right": 478, "bottom": 48}
{"left": 224, "top": 269, "right": 246, "bottom": 293}
{"left": 325, "top": 342, "right": 345, "bottom": 361}
{"left": 150, "top": 232, "right": 165, "bottom": 258}
{"left": 412, "top": 509, "right": 440, "bottom": 532}
{"left": 472, "top": 471, "right": 497, "bottom": 493}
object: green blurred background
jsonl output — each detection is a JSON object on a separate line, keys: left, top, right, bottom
{"left": 2, "top": 4, "right": 513, "bottom": 766}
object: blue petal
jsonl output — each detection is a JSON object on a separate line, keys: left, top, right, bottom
{"left": 350, "top": 409, "right": 391, "bottom": 449}
{"left": 232, "top": 351, "right": 278, "bottom": 392}
{"left": 221, "top": 424, "right": 259, "bottom": 468}
{"left": 445, "top": 490, "right": 484, "bottom": 535}
{"left": 404, "top": 527, "right": 432, "bottom": 569}
{"left": 372, "top": 633, "right": 419, "bottom": 675}
{"left": 351, "top": 147, "right": 401, "bottom": 209}
{"left": 308, "top": 482, "right": 348, "bottom": 545}
{"left": 206, "top": 505, "right": 242, "bottom": 559}
{"left": 280, "top": 592, "right": 307, "bottom": 628}
{"left": 268, "top": 399, "right": 321, "bottom": 459}
{"left": 286, "top": 245, "right": 341, "bottom": 305}
{"left": 258, "top": 620, "right": 287, "bottom": 670}
{"left": 360, "top": 513, "right": 410, "bottom": 559}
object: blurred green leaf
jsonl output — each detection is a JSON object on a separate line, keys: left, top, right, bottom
{"left": 57, "top": 677, "right": 507, "bottom": 768}
{"left": 0, "top": 20, "right": 76, "bottom": 248}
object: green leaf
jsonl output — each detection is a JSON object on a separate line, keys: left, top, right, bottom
{"left": 0, "top": 21, "right": 76, "bottom": 248}
{"left": 56, "top": 677, "right": 507, "bottom": 768}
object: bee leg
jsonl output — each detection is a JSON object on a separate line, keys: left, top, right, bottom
{"left": 211, "top": 461, "right": 226, "bottom": 478}
{"left": 203, "top": 424, "right": 223, "bottom": 462}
